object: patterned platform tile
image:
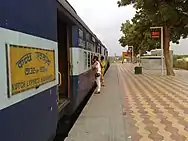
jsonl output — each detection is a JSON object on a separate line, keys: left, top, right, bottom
{"left": 118, "top": 64, "right": 188, "bottom": 141}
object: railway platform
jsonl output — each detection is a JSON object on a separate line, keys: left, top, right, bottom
{"left": 65, "top": 63, "right": 188, "bottom": 141}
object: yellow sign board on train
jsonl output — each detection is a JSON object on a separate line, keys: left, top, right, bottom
{"left": 7, "top": 44, "right": 56, "bottom": 96}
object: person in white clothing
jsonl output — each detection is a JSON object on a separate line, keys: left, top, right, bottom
{"left": 92, "top": 56, "right": 101, "bottom": 94}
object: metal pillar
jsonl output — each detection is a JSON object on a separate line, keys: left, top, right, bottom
{"left": 128, "top": 46, "right": 134, "bottom": 63}
{"left": 150, "top": 26, "right": 164, "bottom": 76}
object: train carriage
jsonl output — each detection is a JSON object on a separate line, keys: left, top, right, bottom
{"left": 0, "top": 0, "right": 109, "bottom": 141}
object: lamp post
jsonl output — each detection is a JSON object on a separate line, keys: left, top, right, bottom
{"left": 150, "top": 26, "right": 164, "bottom": 76}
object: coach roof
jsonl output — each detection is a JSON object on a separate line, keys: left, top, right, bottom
{"left": 58, "top": 0, "right": 101, "bottom": 41}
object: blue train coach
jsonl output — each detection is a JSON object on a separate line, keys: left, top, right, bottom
{"left": 0, "top": 0, "right": 109, "bottom": 141}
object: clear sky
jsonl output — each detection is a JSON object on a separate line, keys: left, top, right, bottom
{"left": 67, "top": 0, "right": 188, "bottom": 56}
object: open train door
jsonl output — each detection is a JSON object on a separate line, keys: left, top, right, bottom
{"left": 57, "top": 10, "right": 71, "bottom": 112}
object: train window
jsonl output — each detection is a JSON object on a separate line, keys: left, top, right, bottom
{"left": 92, "top": 37, "right": 95, "bottom": 42}
{"left": 92, "top": 43, "right": 95, "bottom": 52}
{"left": 79, "top": 29, "right": 84, "bottom": 39}
{"left": 95, "top": 44, "right": 98, "bottom": 52}
{"left": 86, "top": 33, "right": 90, "bottom": 41}
{"left": 86, "top": 42, "right": 89, "bottom": 50}
{"left": 84, "top": 51, "right": 87, "bottom": 69}
{"left": 88, "top": 52, "right": 91, "bottom": 68}
{"left": 97, "top": 47, "right": 100, "bottom": 53}
{"left": 92, "top": 42, "right": 95, "bottom": 52}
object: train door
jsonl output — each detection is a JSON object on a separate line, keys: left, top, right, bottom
{"left": 91, "top": 53, "right": 93, "bottom": 65}
{"left": 57, "top": 11, "right": 70, "bottom": 110}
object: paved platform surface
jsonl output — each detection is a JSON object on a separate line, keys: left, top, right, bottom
{"left": 65, "top": 63, "right": 188, "bottom": 141}
{"left": 65, "top": 64, "right": 127, "bottom": 141}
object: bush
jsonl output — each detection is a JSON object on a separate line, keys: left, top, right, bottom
{"left": 174, "top": 59, "right": 188, "bottom": 70}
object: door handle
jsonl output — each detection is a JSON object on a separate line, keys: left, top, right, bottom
{"left": 58, "top": 72, "right": 62, "bottom": 86}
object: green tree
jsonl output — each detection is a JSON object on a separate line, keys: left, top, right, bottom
{"left": 118, "top": 0, "right": 188, "bottom": 76}
{"left": 119, "top": 13, "right": 161, "bottom": 55}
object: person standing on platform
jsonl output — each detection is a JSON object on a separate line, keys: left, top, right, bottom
{"left": 100, "top": 56, "right": 106, "bottom": 86}
{"left": 92, "top": 56, "right": 101, "bottom": 94}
